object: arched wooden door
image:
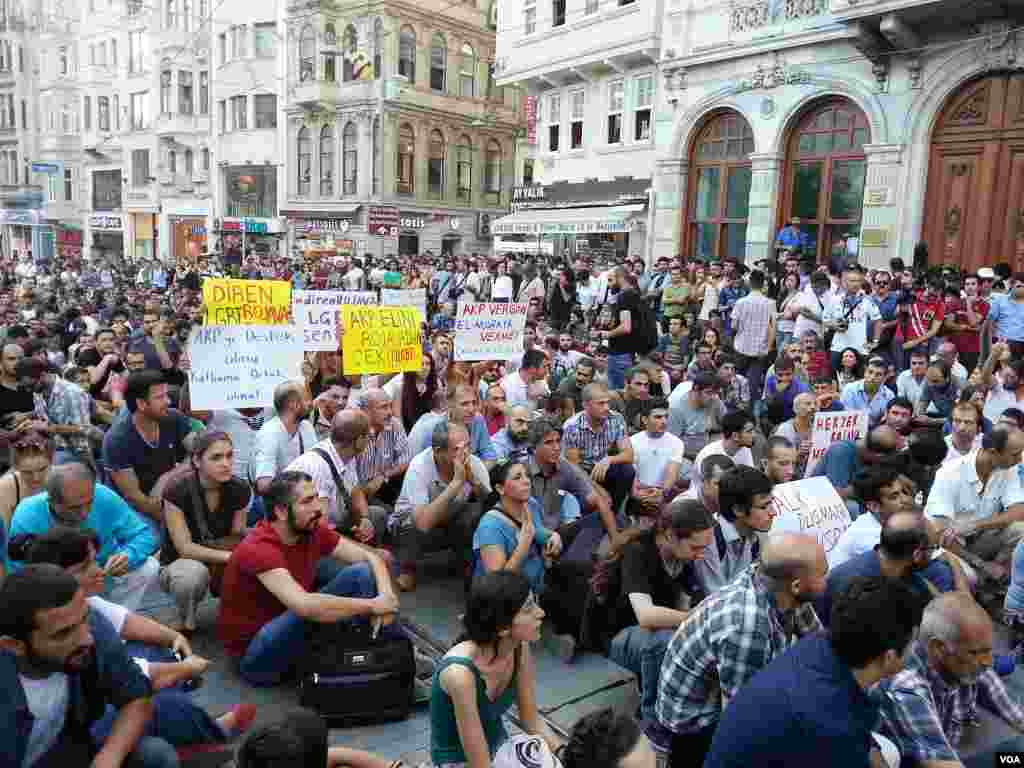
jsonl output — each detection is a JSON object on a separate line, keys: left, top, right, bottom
{"left": 780, "top": 99, "right": 870, "bottom": 265}
{"left": 924, "top": 74, "right": 1024, "bottom": 273}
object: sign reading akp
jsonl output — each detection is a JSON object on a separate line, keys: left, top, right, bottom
{"left": 454, "top": 302, "right": 529, "bottom": 361}
{"left": 341, "top": 305, "right": 423, "bottom": 375}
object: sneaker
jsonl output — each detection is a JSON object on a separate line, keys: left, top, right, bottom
{"left": 554, "top": 633, "right": 577, "bottom": 664}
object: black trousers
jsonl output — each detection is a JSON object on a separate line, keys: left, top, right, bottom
{"left": 669, "top": 724, "right": 717, "bottom": 768}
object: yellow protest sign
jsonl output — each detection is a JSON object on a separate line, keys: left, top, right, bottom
{"left": 202, "top": 279, "right": 292, "bottom": 325}
{"left": 342, "top": 305, "right": 422, "bottom": 375}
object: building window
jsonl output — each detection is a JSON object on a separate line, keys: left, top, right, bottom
{"left": 184, "top": 147, "right": 193, "bottom": 175}
{"left": 202, "top": 147, "right": 209, "bottom": 170}
{"left": 254, "top": 94, "right": 276, "bottom": 128}
{"left": 231, "top": 24, "right": 247, "bottom": 58}
{"left": 373, "top": 19, "right": 383, "bottom": 80}
{"left": 182, "top": 0, "right": 190, "bottom": 31}
{"left": 456, "top": 134, "right": 472, "bottom": 203}
{"left": 299, "top": 25, "right": 315, "bottom": 81}
{"left": 372, "top": 116, "right": 381, "bottom": 193}
{"left": 179, "top": 71, "right": 193, "bottom": 115}
{"left": 397, "top": 122, "right": 414, "bottom": 194}
{"left": 399, "top": 26, "right": 415, "bottom": 82}
{"left": 83, "top": 95, "right": 91, "bottom": 130}
{"left": 96, "top": 42, "right": 106, "bottom": 67}
{"left": 325, "top": 23, "right": 337, "bottom": 46}
{"left": 547, "top": 93, "right": 560, "bottom": 152}
{"left": 297, "top": 126, "right": 311, "bottom": 195}
{"left": 459, "top": 43, "right": 475, "bottom": 98}
{"left": 585, "top": 0, "right": 598, "bottom": 14}
{"left": 110, "top": 39, "right": 116, "bottom": 69}
{"left": 428, "top": 129, "right": 445, "bottom": 199}
{"left": 230, "top": 95, "right": 247, "bottom": 130}
{"left": 430, "top": 33, "right": 446, "bottom": 92}
{"left": 319, "top": 124, "right": 334, "bottom": 196}
{"left": 168, "top": 149, "right": 176, "bottom": 173}
{"left": 634, "top": 74, "right": 652, "bottom": 141}
{"left": 522, "top": 158, "right": 534, "bottom": 185}
{"left": 607, "top": 79, "right": 623, "bottom": 143}
{"left": 20, "top": 99, "right": 25, "bottom": 129}
{"left": 570, "top": 89, "right": 584, "bottom": 149}
{"left": 113, "top": 94, "right": 119, "bottom": 130}
{"left": 128, "top": 0, "right": 142, "bottom": 15}
{"left": 59, "top": 46, "right": 68, "bottom": 75}
{"left": 218, "top": 99, "right": 226, "bottom": 132}
{"left": 199, "top": 71, "right": 208, "bottom": 114}
{"left": 98, "top": 96, "right": 109, "bottom": 131}
{"left": 324, "top": 51, "right": 336, "bottom": 83}
{"left": 343, "top": 122, "right": 357, "bottom": 195}
{"left": 553, "top": 0, "right": 566, "bottom": 27}
{"left": 218, "top": 32, "right": 226, "bottom": 64}
{"left": 132, "top": 148, "right": 150, "bottom": 185}
{"left": 254, "top": 22, "right": 275, "bottom": 57}
{"left": 166, "top": 0, "right": 177, "bottom": 29}
{"left": 524, "top": 0, "right": 536, "bottom": 35}
{"left": 64, "top": 168, "right": 73, "bottom": 200}
{"left": 342, "top": 25, "right": 357, "bottom": 82}
{"left": 484, "top": 140, "right": 501, "bottom": 202}
{"left": 0, "top": 42, "right": 8, "bottom": 72}
{"left": 131, "top": 91, "right": 146, "bottom": 130}
{"left": 160, "top": 71, "right": 171, "bottom": 113}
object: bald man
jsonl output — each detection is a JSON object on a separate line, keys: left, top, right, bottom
{"left": 355, "top": 388, "right": 412, "bottom": 508}
{"left": 810, "top": 424, "right": 905, "bottom": 500}
{"left": 492, "top": 405, "right": 532, "bottom": 464}
{"left": 656, "top": 533, "right": 827, "bottom": 767}
{"left": 878, "top": 593, "right": 1024, "bottom": 765}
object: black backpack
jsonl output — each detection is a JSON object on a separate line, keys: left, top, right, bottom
{"left": 633, "top": 298, "right": 659, "bottom": 356}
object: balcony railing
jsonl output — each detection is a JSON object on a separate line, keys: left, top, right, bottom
{"left": 730, "top": 0, "right": 828, "bottom": 34}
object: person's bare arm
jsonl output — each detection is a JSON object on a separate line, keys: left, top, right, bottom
{"left": 441, "top": 664, "right": 494, "bottom": 768}
{"left": 326, "top": 747, "right": 394, "bottom": 768}
{"left": 607, "top": 310, "right": 632, "bottom": 338}
{"left": 164, "top": 503, "right": 231, "bottom": 564}
{"left": 514, "top": 643, "right": 564, "bottom": 754}
{"left": 257, "top": 568, "right": 393, "bottom": 623}
{"left": 628, "top": 593, "right": 689, "bottom": 630}
{"left": 90, "top": 698, "right": 153, "bottom": 768}
{"left": 109, "top": 468, "right": 164, "bottom": 520}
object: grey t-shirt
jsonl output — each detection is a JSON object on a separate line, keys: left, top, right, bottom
{"left": 668, "top": 391, "right": 725, "bottom": 459}
{"left": 528, "top": 457, "right": 593, "bottom": 530}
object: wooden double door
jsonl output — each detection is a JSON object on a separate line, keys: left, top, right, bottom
{"left": 924, "top": 73, "right": 1024, "bottom": 273}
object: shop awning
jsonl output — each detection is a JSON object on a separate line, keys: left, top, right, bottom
{"left": 491, "top": 204, "right": 645, "bottom": 236}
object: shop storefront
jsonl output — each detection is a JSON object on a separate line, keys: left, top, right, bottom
{"left": 282, "top": 210, "right": 358, "bottom": 261}
{"left": 88, "top": 213, "right": 125, "bottom": 260}
{"left": 160, "top": 199, "right": 210, "bottom": 264}
{"left": 132, "top": 213, "right": 157, "bottom": 262}
{"left": 219, "top": 217, "right": 285, "bottom": 265}
{"left": 55, "top": 224, "right": 83, "bottom": 262}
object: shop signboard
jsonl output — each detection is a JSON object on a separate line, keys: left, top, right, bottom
{"left": 524, "top": 95, "right": 537, "bottom": 145}
{"left": 89, "top": 214, "right": 124, "bottom": 230}
{"left": 368, "top": 206, "right": 399, "bottom": 238}
{"left": 492, "top": 218, "right": 630, "bottom": 236}
{"left": 399, "top": 214, "right": 426, "bottom": 230}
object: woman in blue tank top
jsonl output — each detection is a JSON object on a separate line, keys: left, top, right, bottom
{"left": 429, "top": 571, "right": 563, "bottom": 767}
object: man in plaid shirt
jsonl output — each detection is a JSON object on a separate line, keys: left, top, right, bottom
{"left": 655, "top": 533, "right": 827, "bottom": 768}
{"left": 877, "top": 593, "right": 1024, "bottom": 764}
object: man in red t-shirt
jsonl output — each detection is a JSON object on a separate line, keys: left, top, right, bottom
{"left": 943, "top": 274, "right": 989, "bottom": 373}
{"left": 219, "top": 469, "right": 399, "bottom": 686}
{"left": 902, "top": 277, "right": 945, "bottom": 355}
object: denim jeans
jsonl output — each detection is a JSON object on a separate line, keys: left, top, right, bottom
{"left": 607, "top": 352, "right": 634, "bottom": 391}
{"left": 123, "top": 736, "right": 180, "bottom": 768}
{"left": 93, "top": 689, "right": 223, "bottom": 749}
{"left": 1006, "top": 538, "right": 1024, "bottom": 619}
{"left": 609, "top": 625, "right": 676, "bottom": 722}
{"left": 239, "top": 561, "right": 377, "bottom": 686}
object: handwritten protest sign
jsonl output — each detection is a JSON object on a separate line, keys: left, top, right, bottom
{"left": 804, "top": 410, "right": 868, "bottom": 477}
{"left": 381, "top": 288, "right": 427, "bottom": 323}
{"left": 341, "top": 306, "right": 423, "bottom": 375}
{"left": 202, "top": 278, "right": 291, "bottom": 325}
{"left": 292, "top": 290, "right": 377, "bottom": 351}
{"left": 188, "top": 325, "right": 303, "bottom": 410}
{"left": 770, "top": 476, "right": 851, "bottom": 556}
{"left": 454, "top": 302, "right": 529, "bottom": 361}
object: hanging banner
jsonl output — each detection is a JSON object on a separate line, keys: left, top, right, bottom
{"left": 804, "top": 410, "right": 868, "bottom": 478}
{"left": 292, "top": 290, "right": 378, "bottom": 351}
{"left": 202, "top": 278, "right": 292, "bottom": 325}
{"left": 381, "top": 288, "right": 427, "bottom": 322}
{"left": 770, "top": 476, "right": 851, "bottom": 556}
{"left": 454, "top": 302, "right": 529, "bottom": 362}
{"left": 188, "top": 325, "right": 303, "bottom": 410}
{"left": 341, "top": 305, "right": 423, "bottom": 375}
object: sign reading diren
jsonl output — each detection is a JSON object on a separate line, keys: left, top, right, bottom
{"left": 202, "top": 278, "right": 292, "bottom": 325}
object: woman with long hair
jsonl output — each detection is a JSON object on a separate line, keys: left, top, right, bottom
{"left": 398, "top": 353, "right": 440, "bottom": 432}
{"left": 160, "top": 429, "right": 251, "bottom": 632}
{"left": 835, "top": 347, "right": 865, "bottom": 391}
{"left": 0, "top": 430, "right": 54, "bottom": 530}
{"left": 548, "top": 268, "right": 577, "bottom": 332}
{"left": 430, "top": 571, "right": 563, "bottom": 767}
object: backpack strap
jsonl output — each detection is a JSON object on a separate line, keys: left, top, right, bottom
{"left": 714, "top": 521, "right": 728, "bottom": 561}
{"left": 313, "top": 447, "right": 353, "bottom": 532}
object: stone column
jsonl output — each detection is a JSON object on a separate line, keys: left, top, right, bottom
{"left": 649, "top": 157, "right": 687, "bottom": 264}
{"left": 859, "top": 143, "right": 905, "bottom": 270}
{"left": 745, "top": 152, "right": 782, "bottom": 267}
{"left": 357, "top": 112, "right": 373, "bottom": 199}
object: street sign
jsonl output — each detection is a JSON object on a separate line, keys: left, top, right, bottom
{"left": 31, "top": 162, "right": 62, "bottom": 176}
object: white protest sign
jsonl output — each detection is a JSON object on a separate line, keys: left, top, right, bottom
{"left": 381, "top": 288, "right": 427, "bottom": 323}
{"left": 292, "top": 290, "right": 377, "bottom": 351}
{"left": 454, "top": 302, "right": 529, "bottom": 361}
{"left": 804, "top": 410, "right": 868, "bottom": 478}
{"left": 770, "top": 476, "right": 851, "bottom": 556}
{"left": 188, "top": 325, "right": 304, "bottom": 410}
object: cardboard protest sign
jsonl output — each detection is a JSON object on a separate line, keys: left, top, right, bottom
{"left": 381, "top": 288, "right": 427, "bottom": 322}
{"left": 188, "top": 325, "right": 303, "bottom": 410}
{"left": 292, "top": 290, "right": 377, "bottom": 351}
{"left": 341, "top": 305, "right": 423, "bottom": 375}
{"left": 804, "top": 410, "right": 868, "bottom": 477}
{"left": 453, "top": 302, "right": 529, "bottom": 362}
{"left": 770, "top": 476, "right": 851, "bottom": 556}
{"left": 202, "top": 278, "right": 292, "bottom": 325}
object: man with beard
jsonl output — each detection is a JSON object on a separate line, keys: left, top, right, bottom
{"left": 310, "top": 377, "right": 350, "bottom": 440}
{"left": 0, "top": 342, "right": 41, "bottom": 432}
{"left": 877, "top": 593, "right": 1024, "bottom": 764}
{"left": 656, "top": 533, "right": 826, "bottom": 767}
{"left": 0, "top": 564, "right": 173, "bottom": 768}
{"left": 218, "top": 470, "right": 398, "bottom": 686}
{"left": 492, "top": 405, "right": 532, "bottom": 464}
{"left": 883, "top": 397, "right": 915, "bottom": 437}
{"left": 252, "top": 381, "right": 319, "bottom": 496}
{"left": 15, "top": 357, "right": 100, "bottom": 465}
{"left": 600, "top": 266, "right": 642, "bottom": 391}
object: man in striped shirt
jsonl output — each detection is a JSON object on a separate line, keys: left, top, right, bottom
{"left": 356, "top": 388, "right": 413, "bottom": 509}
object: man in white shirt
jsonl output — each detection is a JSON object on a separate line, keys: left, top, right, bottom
{"left": 981, "top": 342, "right": 1024, "bottom": 423}
{"left": 630, "top": 399, "right": 685, "bottom": 516}
{"left": 896, "top": 348, "right": 929, "bottom": 406}
{"left": 823, "top": 267, "right": 881, "bottom": 365}
{"left": 500, "top": 348, "right": 549, "bottom": 410}
{"left": 790, "top": 271, "right": 833, "bottom": 340}
{"left": 943, "top": 401, "right": 983, "bottom": 466}
{"left": 252, "top": 380, "right": 319, "bottom": 496}
{"left": 691, "top": 410, "right": 755, "bottom": 487}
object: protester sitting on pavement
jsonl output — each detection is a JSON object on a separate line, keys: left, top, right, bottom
{"left": 10, "top": 527, "right": 258, "bottom": 751}
{"left": 841, "top": 355, "right": 895, "bottom": 428}
{"left": 680, "top": 454, "right": 734, "bottom": 516}
{"left": 690, "top": 410, "right": 755, "bottom": 487}
{"left": 158, "top": 429, "right": 251, "bottom": 633}
{"left": 601, "top": 499, "right": 713, "bottom": 735}
{"left": 310, "top": 377, "right": 351, "bottom": 440}
{"left": 0, "top": 430, "right": 53, "bottom": 530}
{"left": 809, "top": 424, "right": 904, "bottom": 500}
{"left": 878, "top": 592, "right": 1024, "bottom": 765}
{"left": 9, "top": 462, "right": 160, "bottom": 611}
{"left": 561, "top": 709, "right": 656, "bottom": 768}
{"left": 704, "top": 577, "right": 925, "bottom": 768}
{"left": 394, "top": 421, "right": 491, "bottom": 593}
{"left": 251, "top": 380, "right": 318, "bottom": 496}
{"left": 0, "top": 564, "right": 177, "bottom": 768}
{"left": 15, "top": 356, "right": 101, "bottom": 465}
{"left": 629, "top": 399, "right": 686, "bottom": 520}
{"left": 355, "top": 388, "right": 412, "bottom": 509}
{"left": 492, "top": 406, "right": 532, "bottom": 464}
{"left": 656, "top": 533, "right": 827, "bottom": 767}
{"left": 430, "top": 570, "right": 564, "bottom": 766}
{"left": 667, "top": 372, "right": 725, "bottom": 461}
{"left": 761, "top": 354, "right": 809, "bottom": 425}
{"left": 943, "top": 400, "right": 984, "bottom": 465}
{"left": 103, "top": 371, "right": 193, "bottom": 524}
{"left": 556, "top": 357, "right": 596, "bottom": 414}
{"left": 408, "top": 384, "right": 498, "bottom": 466}
{"left": 882, "top": 396, "right": 915, "bottom": 436}
{"left": 218, "top": 470, "right": 398, "bottom": 687}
